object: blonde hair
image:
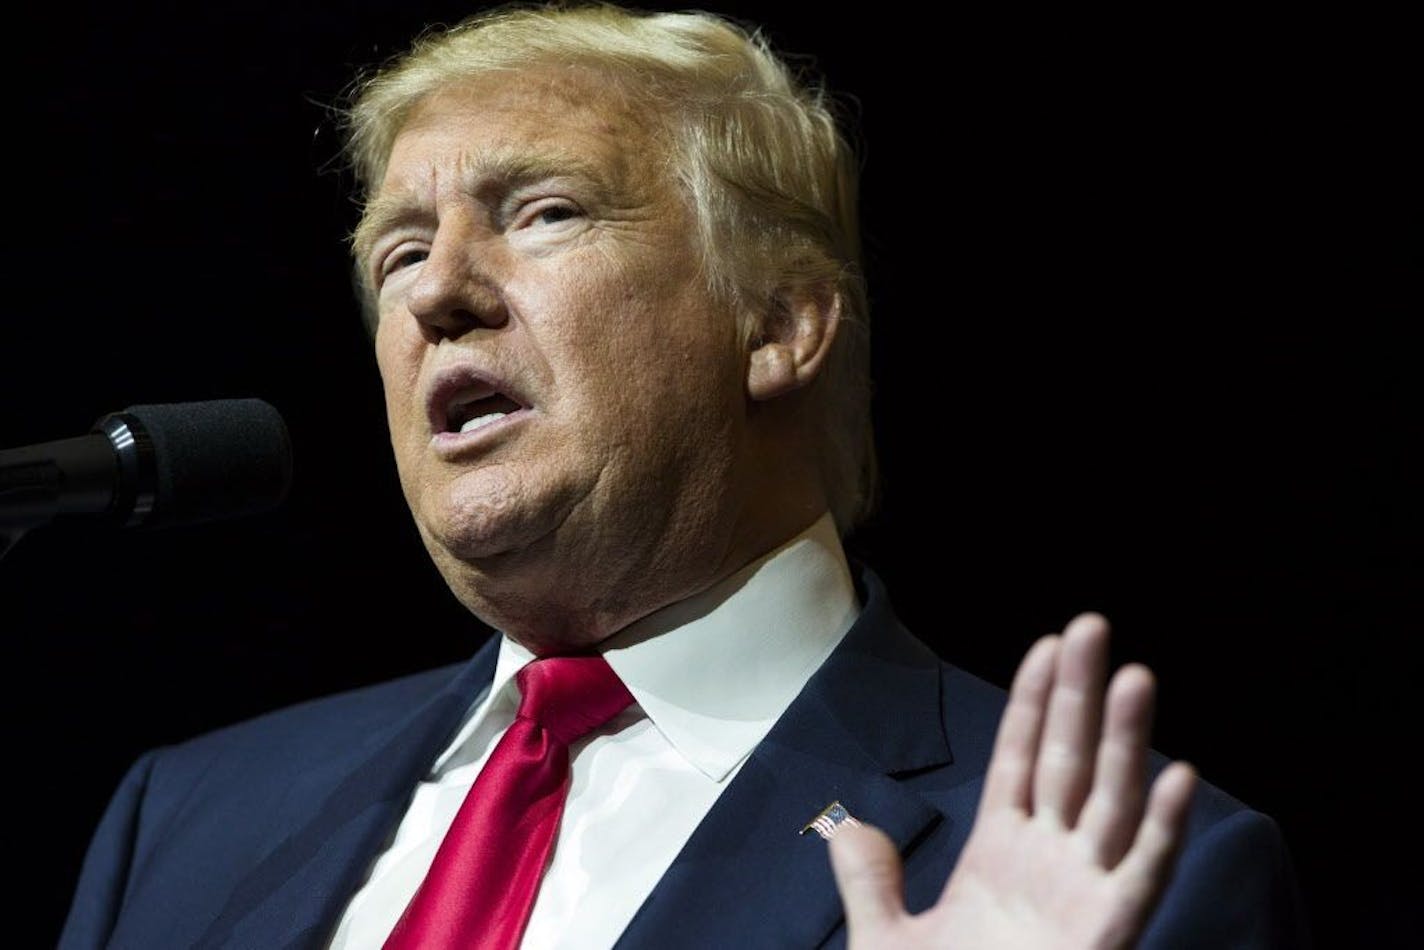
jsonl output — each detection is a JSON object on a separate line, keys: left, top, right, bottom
{"left": 344, "top": 2, "right": 877, "bottom": 533}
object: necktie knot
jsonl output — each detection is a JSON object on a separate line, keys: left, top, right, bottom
{"left": 385, "top": 653, "right": 635, "bottom": 950}
{"left": 515, "top": 655, "right": 634, "bottom": 746}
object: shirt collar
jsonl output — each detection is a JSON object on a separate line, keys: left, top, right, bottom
{"left": 436, "top": 512, "right": 859, "bottom": 782}
{"left": 603, "top": 512, "right": 859, "bottom": 781}
{"left": 430, "top": 637, "right": 533, "bottom": 775}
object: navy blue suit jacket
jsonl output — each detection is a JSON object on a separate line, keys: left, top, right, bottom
{"left": 60, "top": 568, "right": 1309, "bottom": 948}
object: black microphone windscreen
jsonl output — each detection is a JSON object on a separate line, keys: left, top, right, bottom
{"left": 123, "top": 399, "right": 292, "bottom": 527}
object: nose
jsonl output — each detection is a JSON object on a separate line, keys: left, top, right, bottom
{"left": 404, "top": 226, "right": 509, "bottom": 340}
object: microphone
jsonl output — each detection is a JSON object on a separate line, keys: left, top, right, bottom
{"left": 0, "top": 399, "right": 292, "bottom": 532}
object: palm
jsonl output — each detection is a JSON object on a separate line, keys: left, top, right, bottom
{"left": 931, "top": 802, "right": 1165, "bottom": 948}
{"left": 830, "top": 615, "right": 1197, "bottom": 950}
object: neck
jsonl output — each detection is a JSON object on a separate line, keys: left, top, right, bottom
{"left": 433, "top": 485, "right": 832, "bottom": 655}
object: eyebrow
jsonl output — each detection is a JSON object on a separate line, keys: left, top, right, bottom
{"left": 351, "top": 193, "right": 425, "bottom": 272}
{"left": 351, "top": 150, "right": 618, "bottom": 270}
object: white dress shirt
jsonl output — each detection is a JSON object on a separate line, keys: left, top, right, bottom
{"left": 327, "top": 512, "right": 860, "bottom": 949}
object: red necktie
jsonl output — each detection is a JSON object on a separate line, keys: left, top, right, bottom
{"left": 384, "top": 655, "right": 634, "bottom": 950}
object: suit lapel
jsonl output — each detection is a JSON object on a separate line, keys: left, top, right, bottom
{"left": 193, "top": 637, "right": 500, "bottom": 950}
{"left": 617, "top": 568, "right": 958, "bottom": 949}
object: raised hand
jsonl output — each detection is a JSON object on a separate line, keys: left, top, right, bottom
{"left": 829, "top": 614, "right": 1197, "bottom": 949}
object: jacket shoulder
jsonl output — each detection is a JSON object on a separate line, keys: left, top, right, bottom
{"left": 159, "top": 660, "right": 472, "bottom": 770}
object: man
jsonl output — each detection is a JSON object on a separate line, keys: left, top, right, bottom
{"left": 60, "top": 5, "right": 1306, "bottom": 947}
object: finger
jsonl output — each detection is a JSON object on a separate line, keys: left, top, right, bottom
{"left": 1114, "top": 761, "right": 1198, "bottom": 919}
{"left": 1033, "top": 613, "right": 1110, "bottom": 826}
{"left": 980, "top": 634, "right": 1061, "bottom": 813}
{"left": 1075, "top": 663, "right": 1155, "bottom": 867}
{"left": 828, "top": 822, "right": 908, "bottom": 934}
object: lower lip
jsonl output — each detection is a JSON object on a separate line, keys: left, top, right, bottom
{"left": 430, "top": 408, "right": 533, "bottom": 459}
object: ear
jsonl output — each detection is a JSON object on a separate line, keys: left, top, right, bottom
{"left": 747, "top": 283, "right": 841, "bottom": 402}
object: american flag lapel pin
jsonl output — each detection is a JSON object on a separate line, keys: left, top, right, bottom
{"left": 800, "top": 801, "right": 862, "bottom": 840}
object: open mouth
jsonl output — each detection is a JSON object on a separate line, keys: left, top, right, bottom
{"left": 445, "top": 391, "right": 524, "bottom": 434}
{"left": 425, "top": 366, "right": 531, "bottom": 445}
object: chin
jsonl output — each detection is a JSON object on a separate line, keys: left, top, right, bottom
{"left": 418, "top": 468, "right": 580, "bottom": 566}
{"left": 426, "top": 506, "right": 538, "bottom": 563}
{"left": 414, "top": 465, "right": 529, "bottom": 552}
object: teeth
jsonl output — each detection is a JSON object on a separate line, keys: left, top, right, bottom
{"left": 459, "top": 412, "right": 508, "bottom": 434}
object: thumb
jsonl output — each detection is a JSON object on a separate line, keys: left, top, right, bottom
{"left": 828, "top": 822, "right": 907, "bottom": 935}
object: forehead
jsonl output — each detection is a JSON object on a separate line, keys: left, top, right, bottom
{"left": 377, "top": 66, "right": 665, "bottom": 202}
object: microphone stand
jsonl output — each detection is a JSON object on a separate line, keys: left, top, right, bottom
{"left": 0, "top": 424, "right": 137, "bottom": 563}
{"left": 0, "top": 455, "right": 54, "bottom": 562}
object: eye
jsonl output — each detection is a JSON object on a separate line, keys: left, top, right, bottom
{"left": 379, "top": 247, "right": 429, "bottom": 282}
{"left": 518, "top": 199, "right": 583, "bottom": 229}
{"left": 533, "top": 204, "right": 580, "bottom": 225}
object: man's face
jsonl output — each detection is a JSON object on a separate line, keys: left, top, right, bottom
{"left": 365, "top": 68, "right": 754, "bottom": 646}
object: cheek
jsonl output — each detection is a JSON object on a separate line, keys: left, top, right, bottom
{"left": 375, "top": 324, "right": 421, "bottom": 415}
{"left": 508, "top": 247, "right": 742, "bottom": 454}
{"left": 373, "top": 327, "right": 428, "bottom": 485}
{"left": 537, "top": 265, "right": 726, "bottom": 378}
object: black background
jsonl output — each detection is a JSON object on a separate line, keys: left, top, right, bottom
{"left": 3, "top": 2, "right": 1417, "bottom": 945}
